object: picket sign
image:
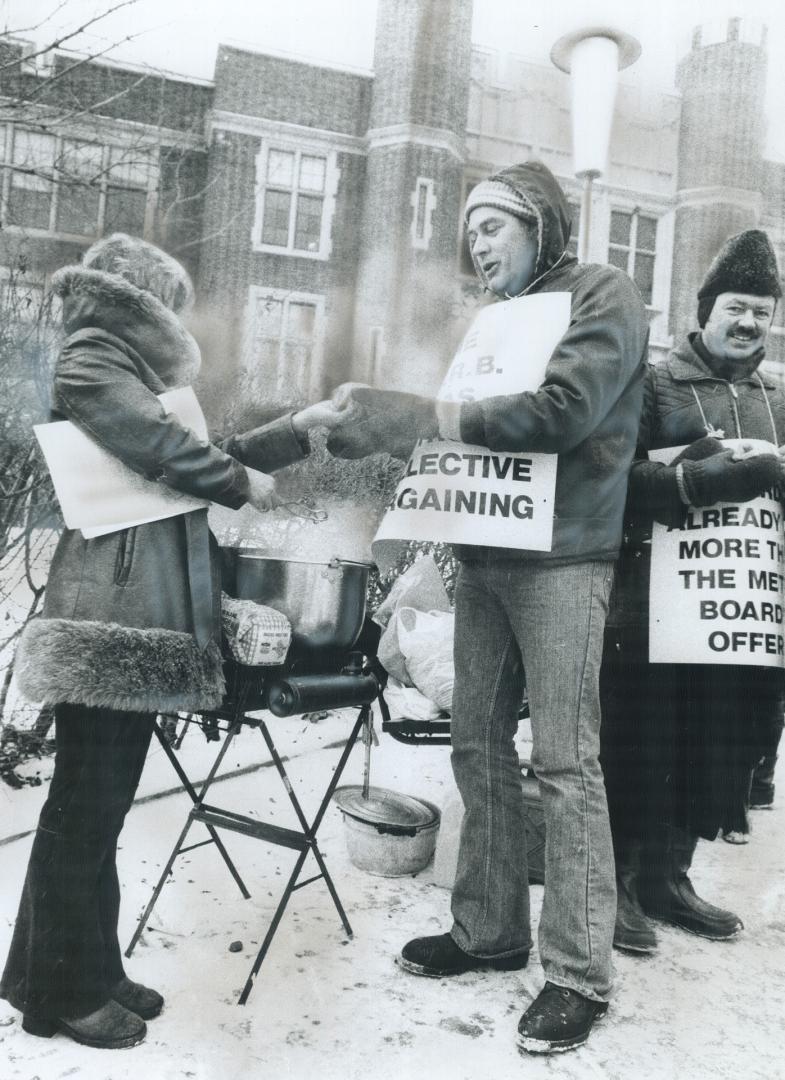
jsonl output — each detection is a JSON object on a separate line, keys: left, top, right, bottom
{"left": 373, "top": 292, "right": 570, "bottom": 554}
{"left": 35, "top": 386, "right": 209, "bottom": 538}
{"left": 649, "top": 440, "right": 785, "bottom": 668}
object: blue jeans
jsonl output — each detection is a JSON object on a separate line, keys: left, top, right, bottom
{"left": 449, "top": 559, "right": 616, "bottom": 1001}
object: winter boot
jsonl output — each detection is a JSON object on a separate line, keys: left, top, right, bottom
{"left": 612, "top": 838, "right": 658, "bottom": 955}
{"left": 638, "top": 825, "right": 743, "bottom": 941}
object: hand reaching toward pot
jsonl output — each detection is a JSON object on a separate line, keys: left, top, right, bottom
{"left": 291, "top": 392, "right": 364, "bottom": 436}
{"left": 245, "top": 467, "right": 281, "bottom": 512}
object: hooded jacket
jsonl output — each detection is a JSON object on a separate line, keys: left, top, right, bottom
{"left": 15, "top": 261, "right": 307, "bottom": 713}
{"left": 453, "top": 161, "right": 649, "bottom": 564}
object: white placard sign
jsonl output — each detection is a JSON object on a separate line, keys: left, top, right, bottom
{"left": 649, "top": 440, "right": 785, "bottom": 668}
{"left": 35, "top": 386, "right": 210, "bottom": 538}
{"left": 373, "top": 292, "right": 570, "bottom": 552}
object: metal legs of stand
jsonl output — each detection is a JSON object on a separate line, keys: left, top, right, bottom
{"left": 126, "top": 705, "right": 370, "bottom": 1004}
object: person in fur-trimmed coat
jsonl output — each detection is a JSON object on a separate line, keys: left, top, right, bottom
{"left": 0, "top": 234, "right": 350, "bottom": 1050}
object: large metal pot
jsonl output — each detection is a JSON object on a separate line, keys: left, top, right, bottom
{"left": 333, "top": 786, "right": 441, "bottom": 877}
{"left": 234, "top": 551, "right": 373, "bottom": 652}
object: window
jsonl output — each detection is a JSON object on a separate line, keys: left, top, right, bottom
{"left": 411, "top": 178, "right": 436, "bottom": 250}
{"left": 7, "top": 129, "right": 56, "bottom": 230}
{"left": 253, "top": 145, "right": 338, "bottom": 259}
{"left": 104, "top": 147, "right": 151, "bottom": 236}
{"left": 1, "top": 126, "right": 153, "bottom": 239}
{"left": 246, "top": 287, "right": 324, "bottom": 400}
{"left": 56, "top": 139, "right": 103, "bottom": 237}
{"left": 607, "top": 209, "right": 657, "bottom": 305}
{"left": 459, "top": 179, "right": 478, "bottom": 277}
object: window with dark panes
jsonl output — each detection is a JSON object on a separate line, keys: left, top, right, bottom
{"left": 261, "top": 148, "right": 326, "bottom": 254}
{"left": 7, "top": 130, "right": 56, "bottom": 230}
{"left": 104, "top": 149, "right": 150, "bottom": 236}
{"left": 1, "top": 130, "right": 152, "bottom": 238}
{"left": 608, "top": 208, "right": 657, "bottom": 305}
{"left": 56, "top": 139, "right": 103, "bottom": 237}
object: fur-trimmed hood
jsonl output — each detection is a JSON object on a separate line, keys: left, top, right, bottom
{"left": 51, "top": 265, "right": 201, "bottom": 389}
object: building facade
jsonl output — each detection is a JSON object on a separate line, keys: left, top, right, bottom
{"left": 2, "top": 3, "right": 784, "bottom": 422}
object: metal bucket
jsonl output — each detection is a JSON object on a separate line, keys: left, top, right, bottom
{"left": 234, "top": 551, "right": 373, "bottom": 652}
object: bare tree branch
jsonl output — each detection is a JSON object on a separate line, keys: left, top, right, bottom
{"left": 43, "top": 68, "right": 152, "bottom": 127}
{"left": 1, "top": 0, "right": 72, "bottom": 38}
{"left": 0, "top": 0, "right": 141, "bottom": 76}
{"left": 173, "top": 209, "right": 247, "bottom": 254}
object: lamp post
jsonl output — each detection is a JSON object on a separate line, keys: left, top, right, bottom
{"left": 550, "top": 27, "right": 641, "bottom": 263}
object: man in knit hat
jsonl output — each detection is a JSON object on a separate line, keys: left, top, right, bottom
{"left": 600, "top": 229, "right": 785, "bottom": 956}
{"left": 328, "top": 161, "right": 649, "bottom": 1054}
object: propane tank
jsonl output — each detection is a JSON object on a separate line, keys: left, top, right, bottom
{"left": 266, "top": 671, "right": 378, "bottom": 717}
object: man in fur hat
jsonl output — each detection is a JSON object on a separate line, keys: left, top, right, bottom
{"left": 328, "top": 161, "right": 650, "bottom": 1054}
{"left": 600, "top": 229, "right": 785, "bottom": 955}
{"left": 0, "top": 234, "right": 354, "bottom": 1049}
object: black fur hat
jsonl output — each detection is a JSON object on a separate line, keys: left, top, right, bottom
{"left": 697, "top": 230, "right": 781, "bottom": 326}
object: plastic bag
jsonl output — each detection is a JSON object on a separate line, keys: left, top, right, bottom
{"left": 375, "top": 555, "right": 452, "bottom": 683}
{"left": 383, "top": 678, "right": 444, "bottom": 722}
{"left": 374, "top": 555, "right": 451, "bottom": 628}
{"left": 396, "top": 607, "right": 455, "bottom": 712}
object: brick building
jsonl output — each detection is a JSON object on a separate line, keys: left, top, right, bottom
{"left": 2, "top": 2, "right": 784, "bottom": 419}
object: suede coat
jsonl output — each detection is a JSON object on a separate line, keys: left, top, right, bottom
{"left": 16, "top": 266, "right": 306, "bottom": 713}
{"left": 456, "top": 161, "right": 650, "bottom": 565}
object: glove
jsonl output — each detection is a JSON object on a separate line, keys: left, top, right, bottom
{"left": 326, "top": 388, "right": 438, "bottom": 460}
{"left": 679, "top": 449, "right": 781, "bottom": 507}
{"left": 671, "top": 436, "right": 726, "bottom": 465}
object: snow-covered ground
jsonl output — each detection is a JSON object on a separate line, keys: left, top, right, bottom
{"left": 1, "top": 709, "right": 784, "bottom": 1080}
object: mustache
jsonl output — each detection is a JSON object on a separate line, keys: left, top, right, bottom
{"left": 728, "top": 327, "right": 760, "bottom": 340}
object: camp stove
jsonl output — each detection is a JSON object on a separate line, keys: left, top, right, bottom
{"left": 126, "top": 549, "right": 389, "bottom": 1005}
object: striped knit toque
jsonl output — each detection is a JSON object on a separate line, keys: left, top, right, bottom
{"left": 464, "top": 180, "right": 537, "bottom": 226}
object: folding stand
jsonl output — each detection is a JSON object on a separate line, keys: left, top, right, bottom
{"left": 126, "top": 702, "right": 372, "bottom": 1004}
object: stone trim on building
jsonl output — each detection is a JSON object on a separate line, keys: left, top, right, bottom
{"left": 209, "top": 110, "right": 366, "bottom": 156}
{"left": 365, "top": 123, "right": 466, "bottom": 162}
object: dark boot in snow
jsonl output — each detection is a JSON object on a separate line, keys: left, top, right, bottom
{"left": 639, "top": 826, "right": 743, "bottom": 941}
{"left": 612, "top": 838, "right": 657, "bottom": 954}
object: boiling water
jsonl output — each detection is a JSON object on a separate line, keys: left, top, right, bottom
{"left": 209, "top": 497, "right": 386, "bottom": 564}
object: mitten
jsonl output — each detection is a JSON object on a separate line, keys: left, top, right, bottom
{"left": 327, "top": 417, "right": 419, "bottom": 460}
{"left": 680, "top": 450, "right": 781, "bottom": 506}
{"left": 671, "top": 436, "right": 726, "bottom": 465}
{"left": 326, "top": 389, "right": 438, "bottom": 460}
